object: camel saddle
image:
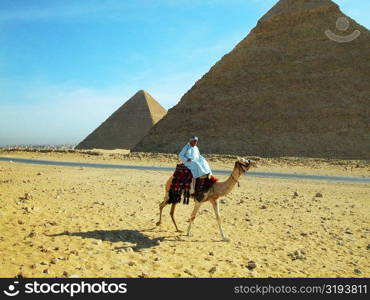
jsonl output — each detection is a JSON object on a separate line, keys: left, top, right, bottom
{"left": 193, "top": 174, "right": 218, "bottom": 202}
{"left": 168, "top": 164, "right": 218, "bottom": 204}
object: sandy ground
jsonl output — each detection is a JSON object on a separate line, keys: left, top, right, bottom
{"left": 0, "top": 150, "right": 369, "bottom": 278}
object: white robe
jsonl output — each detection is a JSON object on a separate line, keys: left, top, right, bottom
{"left": 179, "top": 143, "right": 212, "bottom": 178}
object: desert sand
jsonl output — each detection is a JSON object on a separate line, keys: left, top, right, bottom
{"left": 0, "top": 149, "right": 369, "bottom": 278}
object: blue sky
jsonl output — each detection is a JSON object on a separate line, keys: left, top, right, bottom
{"left": 0, "top": 0, "right": 369, "bottom": 146}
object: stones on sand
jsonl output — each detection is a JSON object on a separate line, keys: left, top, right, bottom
{"left": 184, "top": 269, "right": 193, "bottom": 276}
{"left": 315, "top": 192, "right": 323, "bottom": 198}
{"left": 114, "top": 248, "right": 124, "bottom": 254}
{"left": 50, "top": 258, "right": 59, "bottom": 264}
{"left": 70, "top": 250, "right": 79, "bottom": 256}
{"left": 19, "top": 193, "right": 33, "bottom": 201}
{"left": 62, "top": 271, "right": 70, "bottom": 277}
{"left": 38, "top": 245, "right": 49, "bottom": 253}
{"left": 125, "top": 247, "right": 134, "bottom": 253}
{"left": 246, "top": 260, "right": 257, "bottom": 270}
{"left": 208, "top": 266, "right": 217, "bottom": 274}
{"left": 288, "top": 249, "right": 307, "bottom": 261}
{"left": 26, "top": 231, "right": 36, "bottom": 239}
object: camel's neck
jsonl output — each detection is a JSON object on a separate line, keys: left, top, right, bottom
{"left": 216, "top": 164, "right": 243, "bottom": 198}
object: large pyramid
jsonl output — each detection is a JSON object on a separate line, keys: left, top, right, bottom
{"left": 76, "top": 90, "right": 167, "bottom": 150}
{"left": 134, "top": 0, "right": 370, "bottom": 159}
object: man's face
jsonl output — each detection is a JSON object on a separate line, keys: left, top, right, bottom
{"left": 190, "top": 140, "right": 198, "bottom": 147}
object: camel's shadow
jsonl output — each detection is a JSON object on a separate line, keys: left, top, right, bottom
{"left": 48, "top": 229, "right": 164, "bottom": 252}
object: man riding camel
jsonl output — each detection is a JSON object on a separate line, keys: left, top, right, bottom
{"left": 179, "top": 136, "right": 212, "bottom": 194}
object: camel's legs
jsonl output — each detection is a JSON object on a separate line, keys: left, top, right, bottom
{"left": 212, "top": 200, "right": 229, "bottom": 242}
{"left": 157, "top": 176, "right": 172, "bottom": 227}
{"left": 186, "top": 201, "right": 202, "bottom": 237}
{"left": 170, "top": 204, "right": 181, "bottom": 232}
{"left": 156, "top": 199, "right": 168, "bottom": 226}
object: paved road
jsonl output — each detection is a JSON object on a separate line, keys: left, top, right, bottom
{"left": 0, "top": 156, "right": 369, "bottom": 184}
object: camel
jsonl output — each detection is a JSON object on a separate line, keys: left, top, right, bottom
{"left": 156, "top": 158, "right": 257, "bottom": 241}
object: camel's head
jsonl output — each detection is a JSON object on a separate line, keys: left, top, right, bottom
{"left": 236, "top": 157, "right": 257, "bottom": 172}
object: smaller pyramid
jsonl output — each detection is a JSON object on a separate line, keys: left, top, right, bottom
{"left": 76, "top": 90, "right": 167, "bottom": 150}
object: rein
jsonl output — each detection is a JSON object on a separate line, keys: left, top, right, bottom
{"left": 231, "top": 173, "right": 240, "bottom": 187}
{"left": 231, "top": 162, "right": 241, "bottom": 187}
{"left": 231, "top": 161, "right": 250, "bottom": 187}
